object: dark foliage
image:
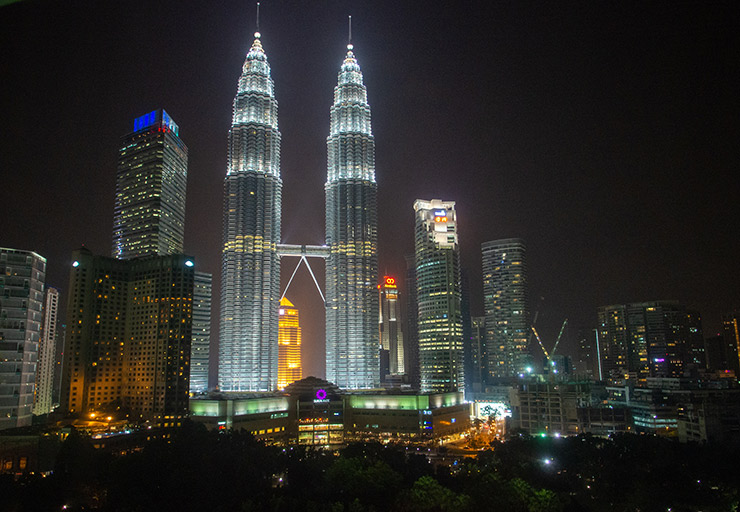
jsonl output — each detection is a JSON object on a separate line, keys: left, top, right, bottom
{"left": 4, "top": 426, "right": 739, "bottom": 511}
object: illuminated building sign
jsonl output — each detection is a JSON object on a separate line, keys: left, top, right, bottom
{"left": 315, "top": 389, "right": 327, "bottom": 400}
{"left": 433, "top": 210, "right": 448, "bottom": 223}
{"left": 161, "top": 110, "right": 178, "bottom": 135}
{"left": 382, "top": 276, "right": 398, "bottom": 299}
{"left": 134, "top": 110, "right": 157, "bottom": 132}
{"left": 133, "top": 109, "right": 180, "bottom": 136}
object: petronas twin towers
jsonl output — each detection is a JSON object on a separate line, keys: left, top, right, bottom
{"left": 219, "top": 30, "right": 378, "bottom": 392}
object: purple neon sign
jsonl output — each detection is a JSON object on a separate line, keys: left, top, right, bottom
{"left": 315, "top": 389, "right": 327, "bottom": 400}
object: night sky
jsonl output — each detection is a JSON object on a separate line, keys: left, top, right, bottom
{"left": 1, "top": 1, "right": 738, "bottom": 382}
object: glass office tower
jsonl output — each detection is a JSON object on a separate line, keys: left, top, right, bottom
{"left": 278, "top": 297, "right": 302, "bottom": 390}
{"left": 189, "top": 271, "right": 212, "bottom": 393}
{"left": 414, "top": 200, "right": 464, "bottom": 393}
{"left": 325, "top": 43, "right": 379, "bottom": 389}
{"left": 379, "top": 276, "right": 405, "bottom": 377}
{"left": 220, "top": 33, "right": 282, "bottom": 391}
{"left": 113, "top": 109, "right": 188, "bottom": 259}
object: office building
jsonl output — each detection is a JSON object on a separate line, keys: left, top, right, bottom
{"left": 220, "top": 32, "right": 282, "bottom": 392}
{"left": 705, "top": 334, "right": 738, "bottom": 374}
{"left": 112, "top": 109, "right": 188, "bottom": 259}
{"left": 511, "top": 382, "right": 632, "bottom": 437}
{"left": 597, "top": 301, "right": 704, "bottom": 383}
{"left": 405, "top": 254, "right": 420, "bottom": 391}
{"left": 481, "top": 238, "right": 530, "bottom": 379}
{"left": 325, "top": 42, "right": 379, "bottom": 389}
{"left": 721, "top": 313, "right": 740, "bottom": 375}
{"left": 33, "top": 286, "right": 59, "bottom": 416}
{"left": 379, "top": 276, "right": 404, "bottom": 380}
{"left": 61, "top": 248, "right": 194, "bottom": 426}
{"left": 460, "top": 271, "right": 473, "bottom": 395}
{"left": 468, "top": 317, "right": 486, "bottom": 393}
{"left": 0, "top": 248, "right": 46, "bottom": 430}
{"left": 189, "top": 272, "right": 212, "bottom": 393}
{"left": 277, "top": 297, "right": 302, "bottom": 389}
{"left": 598, "top": 304, "right": 639, "bottom": 382}
{"left": 414, "top": 199, "right": 464, "bottom": 393}
{"left": 574, "top": 327, "right": 597, "bottom": 380}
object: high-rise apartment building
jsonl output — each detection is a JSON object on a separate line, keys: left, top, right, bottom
{"left": 33, "top": 286, "right": 59, "bottom": 416}
{"left": 189, "top": 272, "right": 212, "bottom": 393}
{"left": 112, "top": 109, "right": 188, "bottom": 259}
{"left": 597, "top": 301, "right": 704, "bottom": 383}
{"left": 0, "top": 248, "right": 46, "bottom": 430}
{"left": 379, "top": 276, "right": 404, "bottom": 378}
{"left": 61, "top": 248, "right": 193, "bottom": 425}
{"left": 325, "top": 43, "right": 379, "bottom": 389}
{"left": 414, "top": 199, "right": 464, "bottom": 393}
{"left": 278, "top": 297, "right": 302, "bottom": 389}
{"left": 481, "top": 238, "right": 530, "bottom": 380}
{"left": 220, "top": 33, "right": 282, "bottom": 392}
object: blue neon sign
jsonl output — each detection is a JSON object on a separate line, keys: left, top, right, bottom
{"left": 134, "top": 110, "right": 158, "bottom": 132}
{"left": 133, "top": 109, "right": 180, "bottom": 136}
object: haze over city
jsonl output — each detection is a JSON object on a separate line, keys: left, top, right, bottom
{"left": 1, "top": 0, "right": 737, "bottom": 381}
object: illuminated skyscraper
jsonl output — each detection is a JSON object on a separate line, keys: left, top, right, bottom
{"left": 61, "top": 248, "right": 194, "bottom": 426}
{"left": 33, "top": 286, "right": 59, "bottom": 416}
{"left": 0, "top": 248, "right": 45, "bottom": 430}
{"left": 190, "top": 271, "right": 212, "bottom": 393}
{"left": 278, "top": 297, "right": 302, "bottom": 389}
{"left": 379, "top": 276, "right": 405, "bottom": 378}
{"left": 414, "top": 200, "right": 464, "bottom": 393}
{"left": 220, "top": 32, "right": 282, "bottom": 392}
{"left": 482, "top": 239, "right": 530, "bottom": 379}
{"left": 325, "top": 43, "right": 379, "bottom": 389}
{"left": 112, "top": 109, "right": 188, "bottom": 259}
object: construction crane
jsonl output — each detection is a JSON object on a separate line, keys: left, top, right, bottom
{"left": 531, "top": 319, "right": 568, "bottom": 372}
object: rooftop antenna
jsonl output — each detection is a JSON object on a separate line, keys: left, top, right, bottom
{"left": 255, "top": 2, "right": 261, "bottom": 37}
{"left": 348, "top": 15, "right": 352, "bottom": 48}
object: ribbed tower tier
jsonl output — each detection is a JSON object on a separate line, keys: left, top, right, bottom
{"left": 220, "top": 33, "right": 282, "bottom": 392}
{"left": 325, "top": 44, "right": 379, "bottom": 389}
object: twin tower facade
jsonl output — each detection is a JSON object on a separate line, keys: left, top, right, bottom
{"left": 219, "top": 32, "right": 378, "bottom": 392}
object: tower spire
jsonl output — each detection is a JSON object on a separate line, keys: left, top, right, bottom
{"left": 255, "top": 2, "right": 261, "bottom": 38}
{"left": 348, "top": 15, "right": 352, "bottom": 49}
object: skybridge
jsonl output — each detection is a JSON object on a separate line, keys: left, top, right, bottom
{"left": 277, "top": 244, "right": 329, "bottom": 304}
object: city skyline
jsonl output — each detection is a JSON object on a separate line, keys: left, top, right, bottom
{"left": 1, "top": 1, "right": 738, "bottom": 381}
